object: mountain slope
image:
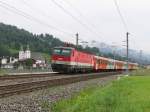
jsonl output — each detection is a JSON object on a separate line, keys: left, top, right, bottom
{"left": 0, "top": 23, "right": 64, "bottom": 56}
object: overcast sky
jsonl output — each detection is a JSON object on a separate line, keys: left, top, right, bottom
{"left": 0, "top": 0, "right": 150, "bottom": 53}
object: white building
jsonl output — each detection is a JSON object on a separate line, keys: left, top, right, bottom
{"left": 18, "top": 45, "right": 46, "bottom": 68}
{"left": 1, "top": 58, "right": 7, "bottom": 64}
{"left": 9, "top": 57, "right": 18, "bottom": 64}
{"left": 19, "top": 51, "right": 24, "bottom": 60}
{"left": 25, "top": 45, "right": 31, "bottom": 59}
{"left": 19, "top": 45, "right": 31, "bottom": 60}
{"left": 0, "top": 57, "right": 18, "bottom": 69}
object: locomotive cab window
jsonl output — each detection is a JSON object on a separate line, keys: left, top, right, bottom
{"left": 53, "top": 49, "right": 61, "bottom": 55}
{"left": 62, "top": 49, "right": 71, "bottom": 56}
{"left": 53, "top": 48, "right": 72, "bottom": 56}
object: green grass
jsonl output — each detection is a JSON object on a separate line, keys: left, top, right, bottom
{"left": 130, "top": 69, "right": 150, "bottom": 76}
{"left": 51, "top": 73, "right": 150, "bottom": 112}
{"left": 0, "top": 69, "right": 7, "bottom": 76}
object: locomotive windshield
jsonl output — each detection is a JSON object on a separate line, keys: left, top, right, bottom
{"left": 53, "top": 48, "right": 72, "bottom": 56}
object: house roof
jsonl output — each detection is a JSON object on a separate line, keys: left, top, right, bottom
{"left": 31, "top": 52, "right": 45, "bottom": 61}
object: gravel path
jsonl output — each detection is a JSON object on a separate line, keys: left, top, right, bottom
{"left": 0, "top": 75, "right": 118, "bottom": 112}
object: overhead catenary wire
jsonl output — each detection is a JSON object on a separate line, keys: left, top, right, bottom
{"left": 0, "top": 1, "right": 74, "bottom": 37}
{"left": 61, "top": 0, "right": 105, "bottom": 39}
{"left": 50, "top": 0, "right": 103, "bottom": 39}
{"left": 113, "top": 0, "right": 130, "bottom": 71}
{"left": 113, "top": 0, "right": 128, "bottom": 32}
{"left": 113, "top": 0, "right": 144, "bottom": 56}
{"left": 20, "top": 0, "right": 75, "bottom": 37}
{"left": 19, "top": 0, "right": 91, "bottom": 42}
{"left": 1, "top": 0, "right": 104, "bottom": 44}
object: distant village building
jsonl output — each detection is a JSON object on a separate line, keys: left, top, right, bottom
{"left": 31, "top": 52, "right": 46, "bottom": 68}
{"left": 0, "top": 57, "right": 18, "bottom": 69}
{"left": 1, "top": 58, "right": 7, "bottom": 64}
{"left": 19, "top": 45, "right": 31, "bottom": 60}
{"left": 18, "top": 45, "right": 46, "bottom": 68}
{"left": 0, "top": 45, "right": 47, "bottom": 69}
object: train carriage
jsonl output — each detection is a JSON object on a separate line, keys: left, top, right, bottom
{"left": 129, "top": 63, "right": 138, "bottom": 70}
{"left": 94, "top": 56, "right": 113, "bottom": 71}
{"left": 115, "top": 60, "right": 124, "bottom": 70}
{"left": 51, "top": 46, "right": 138, "bottom": 73}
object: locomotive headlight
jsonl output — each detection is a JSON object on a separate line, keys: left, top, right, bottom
{"left": 58, "top": 58, "right": 63, "bottom": 60}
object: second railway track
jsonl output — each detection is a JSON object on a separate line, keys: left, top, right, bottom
{"left": 0, "top": 72, "right": 122, "bottom": 98}
{"left": 0, "top": 73, "right": 59, "bottom": 80}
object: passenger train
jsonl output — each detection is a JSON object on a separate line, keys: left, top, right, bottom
{"left": 51, "top": 46, "right": 138, "bottom": 73}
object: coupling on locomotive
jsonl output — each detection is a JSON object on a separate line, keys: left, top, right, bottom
{"left": 51, "top": 46, "right": 138, "bottom": 73}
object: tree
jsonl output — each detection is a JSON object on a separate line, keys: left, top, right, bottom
{"left": 25, "top": 59, "right": 34, "bottom": 67}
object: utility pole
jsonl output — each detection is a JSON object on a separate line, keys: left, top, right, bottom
{"left": 139, "top": 50, "right": 143, "bottom": 67}
{"left": 126, "top": 32, "right": 129, "bottom": 72}
{"left": 76, "top": 33, "right": 79, "bottom": 48}
{"left": 113, "top": 47, "right": 116, "bottom": 69}
{"left": 111, "top": 44, "right": 116, "bottom": 69}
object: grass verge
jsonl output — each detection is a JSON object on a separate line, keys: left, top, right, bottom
{"left": 130, "top": 69, "right": 150, "bottom": 76}
{"left": 0, "top": 69, "right": 7, "bottom": 76}
{"left": 51, "top": 74, "right": 150, "bottom": 112}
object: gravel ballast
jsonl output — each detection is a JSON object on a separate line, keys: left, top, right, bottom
{"left": 0, "top": 75, "right": 118, "bottom": 112}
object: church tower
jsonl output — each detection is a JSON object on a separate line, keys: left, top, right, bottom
{"left": 19, "top": 46, "right": 24, "bottom": 60}
{"left": 25, "top": 45, "right": 31, "bottom": 59}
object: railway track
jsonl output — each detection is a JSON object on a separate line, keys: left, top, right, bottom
{"left": 0, "top": 73, "right": 58, "bottom": 80}
{"left": 0, "top": 72, "right": 122, "bottom": 98}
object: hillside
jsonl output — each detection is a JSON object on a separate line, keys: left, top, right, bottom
{"left": 0, "top": 23, "right": 64, "bottom": 56}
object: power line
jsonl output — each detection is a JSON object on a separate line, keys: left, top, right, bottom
{"left": 20, "top": 0, "right": 74, "bottom": 35}
{"left": 113, "top": 0, "right": 142, "bottom": 52}
{"left": 20, "top": 0, "right": 92, "bottom": 41}
{"left": 20, "top": 0, "right": 103, "bottom": 43}
{"left": 113, "top": 0, "right": 131, "bottom": 72}
{"left": 0, "top": 1, "right": 74, "bottom": 37}
{"left": 50, "top": 0, "right": 103, "bottom": 39}
{"left": 113, "top": 0, "right": 128, "bottom": 31}
{"left": 61, "top": 0, "right": 104, "bottom": 39}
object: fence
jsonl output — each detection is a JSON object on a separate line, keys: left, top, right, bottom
{"left": 2, "top": 64, "right": 53, "bottom": 75}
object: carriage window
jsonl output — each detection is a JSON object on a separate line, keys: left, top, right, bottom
{"left": 97, "top": 59, "right": 100, "bottom": 64}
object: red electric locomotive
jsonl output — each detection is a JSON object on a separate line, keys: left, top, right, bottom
{"left": 51, "top": 47, "right": 94, "bottom": 73}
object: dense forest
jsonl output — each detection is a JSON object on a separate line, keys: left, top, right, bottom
{"left": 0, "top": 23, "right": 126, "bottom": 61}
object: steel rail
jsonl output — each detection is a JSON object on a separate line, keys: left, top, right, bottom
{"left": 0, "top": 72, "right": 121, "bottom": 98}
{"left": 0, "top": 73, "right": 59, "bottom": 80}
